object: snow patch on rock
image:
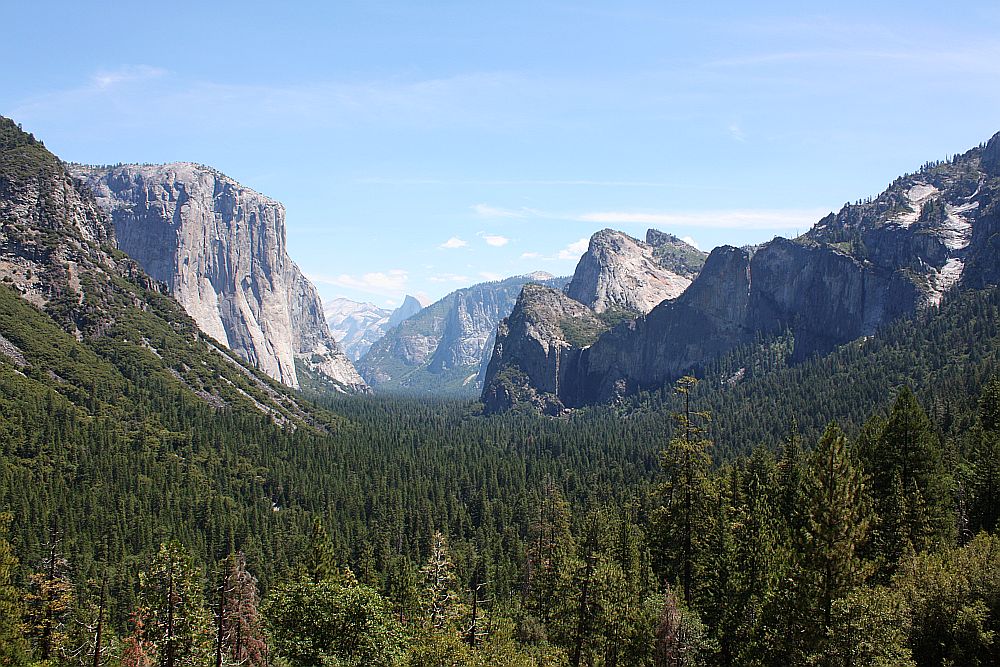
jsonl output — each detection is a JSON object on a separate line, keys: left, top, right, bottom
{"left": 928, "top": 258, "right": 965, "bottom": 306}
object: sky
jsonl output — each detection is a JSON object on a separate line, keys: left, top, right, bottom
{"left": 3, "top": 1, "right": 1000, "bottom": 308}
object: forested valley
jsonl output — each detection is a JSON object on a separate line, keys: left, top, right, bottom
{"left": 2, "top": 279, "right": 1000, "bottom": 666}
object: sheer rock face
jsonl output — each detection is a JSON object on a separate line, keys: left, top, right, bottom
{"left": 482, "top": 132, "right": 1000, "bottom": 412}
{"left": 388, "top": 295, "right": 424, "bottom": 328}
{"left": 70, "top": 163, "right": 366, "bottom": 392}
{"left": 566, "top": 229, "right": 702, "bottom": 314}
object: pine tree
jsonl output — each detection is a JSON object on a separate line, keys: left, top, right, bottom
{"left": 383, "top": 555, "right": 419, "bottom": 625}
{"left": 654, "top": 585, "right": 709, "bottom": 667}
{"left": 25, "top": 534, "right": 75, "bottom": 661}
{"left": 303, "top": 519, "right": 338, "bottom": 584}
{"left": 867, "top": 387, "right": 953, "bottom": 548}
{"left": 136, "top": 541, "right": 213, "bottom": 667}
{"left": 656, "top": 376, "right": 712, "bottom": 606}
{"left": 970, "top": 378, "right": 1000, "bottom": 532}
{"left": 800, "top": 423, "right": 872, "bottom": 632}
{"left": 63, "top": 571, "right": 114, "bottom": 667}
{"left": 523, "top": 478, "right": 577, "bottom": 628}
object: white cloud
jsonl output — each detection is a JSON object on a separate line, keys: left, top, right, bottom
{"left": 482, "top": 234, "right": 509, "bottom": 247}
{"left": 558, "top": 238, "right": 590, "bottom": 261}
{"left": 576, "top": 208, "right": 827, "bottom": 230}
{"left": 440, "top": 237, "right": 468, "bottom": 249}
{"left": 463, "top": 203, "right": 828, "bottom": 233}
{"left": 681, "top": 236, "right": 701, "bottom": 250}
{"left": 479, "top": 271, "right": 503, "bottom": 281}
{"left": 307, "top": 269, "right": 408, "bottom": 296}
{"left": 520, "top": 251, "right": 542, "bottom": 259}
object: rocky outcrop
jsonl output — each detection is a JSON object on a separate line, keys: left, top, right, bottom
{"left": 0, "top": 120, "right": 115, "bottom": 314}
{"left": 483, "top": 131, "right": 1000, "bottom": 412}
{"left": 481, "top": 284, "right": 607, "bottom": 414}
{"left": 983, "top": 131, "right": 1000, "bottom": 177}
{"left": 70, "top": 163, "right": 366, "bottom": 392}
{"left": 358, "top": 273, "right": 568, "bottom": 395}
{"left": 566, "top": 229, "right": 703, "bottom": 314}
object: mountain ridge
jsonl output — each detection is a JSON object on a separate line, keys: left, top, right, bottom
{"left": 482, "top": 131, "right": 1000, "bottom": 412}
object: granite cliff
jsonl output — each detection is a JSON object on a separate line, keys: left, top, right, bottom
{"left": 483, "top": 132, "right": 1000, "bottom": 412}
{"left": 566, "top": 229, "right": 704, "bottom": 314}
{"left": 70, "top": 163, "right": 366, "bottom": 393}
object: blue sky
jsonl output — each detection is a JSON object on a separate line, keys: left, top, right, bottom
{"left": 4, "top": 1, "right": 999, "bottom": 307}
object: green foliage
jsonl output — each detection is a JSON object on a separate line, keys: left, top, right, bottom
{"left": 133, "top": 541, "right": 213, "bottom": 667}
{"left": 799, "top": 424, "right": 872, "bottom": 628}
{"left": 820, "top": 586, "right": 915, "bottom": 667}
{"left": 264, "top": 578, "right": 405, "bottom": 667}
{"left": 865, "top": 387, "right": 954, "bottom": 549}
{"left": 893, "top": 532, "right": 1000, "bottom": 667}
{"left": 655, "top": 376, "right": 713, "bottom": 605}
{"left": 0, "top": 116, "right": 61, "bottom": 183}
{"left": 558, "top": 315, "right": 609, "bottom": 348}
{"left": 0, "top": 512, "right": 31, "bottom": 666}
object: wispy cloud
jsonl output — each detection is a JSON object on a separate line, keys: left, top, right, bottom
{"left": 728, "top": 122, "right": 746, "bottom": 143}
{"left": 440, "top": 237, "right": 468, "bottom": 249}
{"left": 481, "top": 233, "right": 509, "bottom": 247}
{"left": 473, "top": 203, "right": 528, "bottom": 218}
{"left": 681, "top": 236, "right": 701, "bottom": 250}
{"left": 558, "top": 238, "right": 590, "bottom": 261}
{"left": 471, "top": 204, "right": 827, "bottom": 231}
{"left": 576, "top": 209, "right": 827, "bottom": 230}
{"left": 91, "top": 65, "right": 167, "bottom": 90}
{"left": 359, "top": 178, "right": 715, "bottom": 189}
{"left": 428, "top": 273, "right": 471, "bottom": 283}
{"left": 705, "top": 45, "right": 1000, "bottom": 75}
{"left": 479, "top": 271, "right": 503, "bottom": 281}
{"left": 307, "top": 269, "right": 408, "bottom": 297}
{"left": 520, "top": 251, "right": 542, "bottom": 259}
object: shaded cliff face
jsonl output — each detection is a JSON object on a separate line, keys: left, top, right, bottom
{"left": 566, "top": 228, "right": 704, "bottom": 314}
{"left": 70, "top": 163, "right": 366, "bottom": 392}
{"left": 481, "top": 283, "right": 607, "bottom": 414}
{"left": 358, "top": 273, "right": 568, "bottom": 395}
{"left": 482, "top": 131, "right": 1000, "bottom": 412}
